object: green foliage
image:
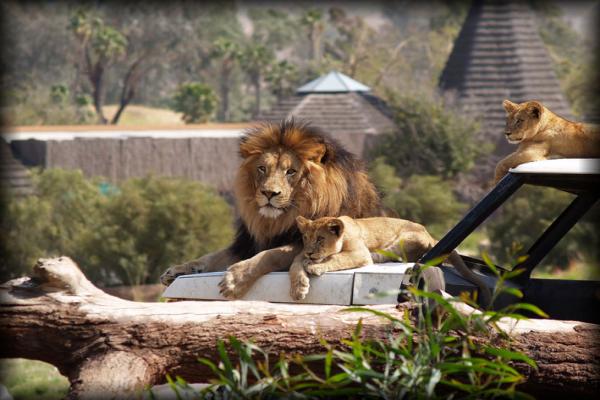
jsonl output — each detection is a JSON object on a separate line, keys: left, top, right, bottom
{"left": 0, "top": 169, "right": 233, "bottom": 285}
{"left": 486, "top": 186, "right": 599, "bottom": 270}
{"left": 84, "top": 176, "right": 234, "bottom": 285}
{"left": 171, "top": 82, "right": 219, "bottom": 123}
{"left": 0, "top": 358, "right": 69, "bottom": 400}
{"left": 532, "top": 1, "right": 597, "bottom": 118}
{"left": 369, "top": 158, "right": 466, "bottom": 238}
{"left": 372, "top": 95, "right": 486, "bottom": 179}
{"left": 3, "top": 85, "right": 94, "bottom": 126}
{"left": 386, "top": 175, "right": 466, "bottom": 239}
{"left": 161, "top": 259, "right": 541, "bottom": 399}
{"left": 69, "top": 9, "right": 127, "bottom": 62}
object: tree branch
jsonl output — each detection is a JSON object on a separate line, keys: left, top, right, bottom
{"left": 0, "top": 257, "right": 598, "bottom": 398}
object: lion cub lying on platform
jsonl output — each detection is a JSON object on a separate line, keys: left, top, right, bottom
{"left": 290, "top": 215, "right": 491, "bottom": 305}
{"left": 494, "top": 99, "right": 600, "bottom": 183}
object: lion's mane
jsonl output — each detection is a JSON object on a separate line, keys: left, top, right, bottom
{"left": 229, "top": 119, "right": 383, "bottom": 260}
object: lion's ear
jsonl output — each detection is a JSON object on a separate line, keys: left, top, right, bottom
{"left": 239, "top": 141, "right": 262, "bottom": 158}
{"left": 503, "top": 99, "right": 517, "bottom": 113}
{"left": 309, "top": 143, "right": 326, "bottom": 163}
{"left": 296, "top": 216, "right": 309, "bottom": 230}
{"left": 327, "top": 219, "right": 344, "bottom": 237}
{"left": 526, "top": 101, "right": 543, "bottom": 119}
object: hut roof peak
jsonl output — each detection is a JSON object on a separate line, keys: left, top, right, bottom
{"left": 296, "top": 71, "right": 370, "bottom": 93}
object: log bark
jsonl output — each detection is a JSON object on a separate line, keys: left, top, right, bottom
{"left": 0, "top": 257, "right": 598, "bottom": 399}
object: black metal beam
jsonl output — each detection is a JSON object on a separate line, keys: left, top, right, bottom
{"left": 514, "top": 193, "right": 599, "bottom": 281}
{"left": 419, "top": 173, "right": 524, "bottom": 264}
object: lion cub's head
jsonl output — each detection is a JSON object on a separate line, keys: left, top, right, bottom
{"left": 296, "top": 216, "right": 344, "bottom": 262}
{"left": 502, "top": 99, "right": 545, "bottom": 143}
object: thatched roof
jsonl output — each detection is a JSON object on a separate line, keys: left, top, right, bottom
{"left": 0, "top": 139, "right": 33, "bottom": 197}
{"left": 439, "top": 0, "right": 572, "bottom": 156}
{"left": 259, "top": 72, "right": 395, "bottom": 157}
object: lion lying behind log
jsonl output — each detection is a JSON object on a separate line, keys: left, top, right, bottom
{"left": 495, "top": 99, "right": 600, "bottom": 183}
{"left": 291, "top": 215, "right": 491, "bottom": 306}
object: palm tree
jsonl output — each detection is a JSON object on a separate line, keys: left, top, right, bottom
{"left": 240, "top": 44, "right": 273, "bottom": 117}
{"left": 210, "top": 38, "right": 241, "bottom": 121}
{"left": 300, "top": 9, "right": 324, "bottom": 62}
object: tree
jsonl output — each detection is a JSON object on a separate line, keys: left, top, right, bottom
{"left": 69, "top": 9, "right": 153, "bottom": 125}
{"left": 240, "top": 44, "right": 274, "bottom": 117}
{"left": 171, "top": 82, "right": 218, "bottom": 124}
{"left": 211, "top": 38, "right": 241, "bottom": 121}
{"left": 371, "top": 95, "right": 486, "bottom": 179}
{"left": 83, "top": 176, "right": 234, "bottom": 286}
{"left": 0, "top": 169, "right": 234, "bottom": 286}
{"left": 300, "top": 9, "right": 325, "bottom": 63}
{"left": 486, "top": 186, "right": 599, "bottom": 270}
{"left": 266, "top": 60, "right": 298, "bottom": 103}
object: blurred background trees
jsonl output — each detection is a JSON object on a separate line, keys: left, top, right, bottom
{"left": 0, "top": 169, "right": 234, "bottom": 285}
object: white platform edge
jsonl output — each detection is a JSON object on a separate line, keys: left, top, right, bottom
{"left": 509, "top": 158, "right": 600, "bottom": 175}
{"left": 163, "top": 263, "right": 414, "bottom": 305}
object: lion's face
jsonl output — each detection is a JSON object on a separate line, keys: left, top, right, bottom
{"left": 253, "top": 150, "right": 305, "bottom": 219}
{"left": 296, "top": 216, "right": 344, "bottom": 262}
{"left": 503, "top": 99, "right": 543, "bottom": 144}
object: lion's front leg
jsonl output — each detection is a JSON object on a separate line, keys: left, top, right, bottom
{"left": 160, "top": 248, "right": 238, "bottom": 286}
{"left": 305, "top": 250, "right": 372, "bottom": 276}
{"left": 494, "top": 148, "right": 547, "bottom": 184}
{"left": 289, "top": 254, "right": 310, "bottom": 301}
{"left": 219, "top": 244, "right": 302, "bottom": 299}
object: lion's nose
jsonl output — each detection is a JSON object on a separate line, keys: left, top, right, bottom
{"left": 261, "top": 190, "right": 281, "bottom": 200}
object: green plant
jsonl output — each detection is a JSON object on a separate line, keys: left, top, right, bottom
{"left": 369, "top": 158, "right": 467, "bottom": 239}
{"left": 171, "top": 82, "right": 219, "bottom": 123}
{"left": 486, "top": 186, "right": 599, "bottom": 270}
{"left": 160, "top": 257, "right": 544, "bottom": 399}
{"left": 0, "top": 169, "right": 234, "bottom": 285}
{"left": 371, "top": 95, "right": 486, "bottom": 179}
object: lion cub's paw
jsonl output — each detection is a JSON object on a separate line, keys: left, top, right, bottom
{"left": 304, "top": 262, "right": 326, "bottom": 276}
{"left": 218, "top": 263, "right": 253, "bottom": 299}
{"left": 290, "top": 271, "right": 310, "bottom": 301}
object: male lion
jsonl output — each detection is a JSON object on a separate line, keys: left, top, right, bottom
{"left": 494, "top": 99, "right": 600, "bottom": 183}
{"left": 160, "top": 120, "right": 384, "bottom": 299}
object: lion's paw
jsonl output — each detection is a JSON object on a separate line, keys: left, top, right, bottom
{"left": 290, "top": 271, "right": 310, "bottom": 301}
{"left": 218, "top": 263, "right": 253, "bottom": 299}
{"left": 305, "top": 263, "right": 326, "bottom": 276}
{"left": 160, "top": 259, "right": 207, "bottom": 286}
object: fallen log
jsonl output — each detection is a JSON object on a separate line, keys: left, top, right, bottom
{"left": 0, "top": 257, "right": 598, "bottom": 399}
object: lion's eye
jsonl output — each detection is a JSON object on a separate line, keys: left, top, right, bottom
{"left": 257, "top": 166, "right": 266, "bottom": 174}
{"left": 317, "top": 236, "right": 324, "bottom": 242}
{"left": 286, "top": 169, "right": 296, "bottom": 176}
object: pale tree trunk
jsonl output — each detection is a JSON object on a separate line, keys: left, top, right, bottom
{"left": 0, "top": 257, "right": 598, "bottom": 399}
{"left": 110, "top": 54, "right": 149, "bottom": 125}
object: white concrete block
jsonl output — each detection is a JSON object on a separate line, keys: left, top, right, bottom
{"left": 163, "top": 263, "right": 414, "bottom": 305}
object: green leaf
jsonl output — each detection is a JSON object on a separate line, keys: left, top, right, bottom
{"left": 484, "top": 346, "right": 538, "bottom": 369}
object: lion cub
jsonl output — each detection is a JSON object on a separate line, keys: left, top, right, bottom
{"left": 494, "top": 99, "right": 600, "bottom": 183}
{"left": 291, "top": 215, "right": 491, "bottom": 305}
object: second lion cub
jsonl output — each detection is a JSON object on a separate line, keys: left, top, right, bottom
{"left": 290, "top": 215, "right": 491, "bottom": 305}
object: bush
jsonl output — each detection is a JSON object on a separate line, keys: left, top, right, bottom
{"left": 486, "top": 186, "right": 599, "bottom": 270}
{"left": 0, "top": 169, "right": 234, "bottom": 285}
{"left": 171, "top": 82, "right": 218, "bottom": 123}
{"left": 371, "top": 94, "right": 487, "bottom": 179}
{"left": 83, "top": 176, "right": 234, "bottom": 285}
{"left": 369, "top": 158, "right": 466, "bottom": 238}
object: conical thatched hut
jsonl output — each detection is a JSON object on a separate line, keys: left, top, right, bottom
{"left": 439, "top": 0, "right": 572, "bottom": 156}
{"left": 0, "top": 139, "right": 33, "bottom": 197}
{"left": 259, "top": 71, "right": 395, "bottom": 157}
